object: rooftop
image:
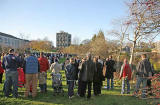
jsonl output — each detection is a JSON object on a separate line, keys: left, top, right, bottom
{"left": 0, "top": 32, "right": 29, "bottom": 41}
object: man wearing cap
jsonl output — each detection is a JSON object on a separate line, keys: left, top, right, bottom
{"left": 2, "top": 49, "right": 20, "bottom": 98}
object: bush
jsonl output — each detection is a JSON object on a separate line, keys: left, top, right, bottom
{"left": 151, "top": 73, "right": 160, "bottom": 98}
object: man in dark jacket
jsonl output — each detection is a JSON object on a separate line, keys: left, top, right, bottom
{"left": 74, "top": 57, "right": 80, "bottom": 85}
{"left": 133, "top": 54, "right": 153, "bottom": 99}
{"left": 105, "top": 55, "right": 115, "bottom": 90}
{"left": 79, "top": 53, "right": 96, "bottom": 99}
{"left": 77, "top": 58, "right": 86, "bottom": 96}
{"left": 93, "top": 57, "right": 103, "bottom": 96}
{"left": 2, "top": 49, "right": 20, "bottom": 98}
{"left": 65, "top": 58, "right": 76, "bottom": 99}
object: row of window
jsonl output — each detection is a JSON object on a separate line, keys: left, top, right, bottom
{"left": 57, "top": 44, "right": 70, "bottom": 47}
{"left": 0, "top": 36, "right": 20, "bottom": 47}
{"left": 57, "top": 39, "right": 71, "bottom": 42}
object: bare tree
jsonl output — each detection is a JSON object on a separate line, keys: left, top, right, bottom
{"left": 81, "top": 39, "right": 91, "bottom": 45}
{"left": 126, "top": 0, "right": 160, "bottom": 64}
{"left": 108, "top": 19, "right": 130, "bottom": 70}
{"left": 19, "top": 33, "right": 30, "bottom": 40}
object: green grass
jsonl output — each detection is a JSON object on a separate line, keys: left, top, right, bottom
{"left": 0, "top": 70, "right": 159, "bottom": 105}
{"left": 59, "top": 58, "right": 66, "bottom": 64}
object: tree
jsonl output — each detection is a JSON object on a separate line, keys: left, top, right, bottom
{"left": 89, "top": 30, "right": 108, "bottom": 58}
{"left": 81, "top": 39, "right": 91, "bottom": 45}
{"left": 19, "top": 33, "right": 30, "bottom": 40}
{"left": 91, "top": 34, "right": 97, "bottom": 42}
{"left": 108, "top": 19, "right": 130, "bottom": 70}
{"left": 29, "top": 38, "right": 53, "bottom": 52}
{"left": 126, "top": 0, "right": 160, "bottom": 64}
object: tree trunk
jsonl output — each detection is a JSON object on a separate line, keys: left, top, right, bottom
{"left": 129, "top": 35, "right": 137, "bottom": 65}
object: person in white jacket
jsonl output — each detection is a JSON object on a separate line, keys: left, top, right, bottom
{"left": 50, "top": 59, "right": 62, "bottom": 74}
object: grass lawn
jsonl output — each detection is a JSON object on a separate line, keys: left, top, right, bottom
{"left": 0, "top": 70, "right": 159, "bottom": 105}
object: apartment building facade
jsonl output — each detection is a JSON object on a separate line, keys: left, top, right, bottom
{"left": 56, "top": 31, "right": 71, "bottom": 48}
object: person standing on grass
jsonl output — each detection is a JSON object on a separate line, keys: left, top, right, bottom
{"left": 38, "top": 52, "right": 49, "bottom": 93}
{"left": 23, "top": 51, "right": 40, "bottom": 98}
{"left": 105, "top": 55, "right": 116, "bottom": 90}
{"left": 74, "top": 57, "right": 80, "bottom": 85}
{"left": 93, "top": 57, "right": 103, "bottom": 96}
{"left": 65, "top": 58, "right": 76, "bottom": 99}
{"left": 133, "top": 54, "right": 153, "bottom": 99}
{"left": 2, "top": 49, "right": 20, "bottom": 98}
{"left": 119, "top": 58, "right": 132, "bottom": 94}
{"left": 77, "top": 57, "right": 86, "bottom": 96}
{"left": 0, "top": 54, "right": 4, "bottom": 84}
{"left": 79, "top": 53, "right": 96, "bottom": 99}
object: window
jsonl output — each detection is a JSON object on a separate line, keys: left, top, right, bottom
{"left": 5, "top": 38, "right": 7, "bottom": 44}
{"left": 8, "top": 38, "right": 10, "bottom": 45}
{"left": 12, "top": 41, "right": 14, "bottom": 46}
{"left": 0, "top": 37, "right": 3, "bottom": 43}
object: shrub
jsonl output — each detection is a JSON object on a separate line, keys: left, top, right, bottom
{"left": 151, "top": 73, "right": 160, "bottom": 98}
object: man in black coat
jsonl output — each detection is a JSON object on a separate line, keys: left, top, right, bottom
{"left": 93, "top": 57, "right": 103, "bottom": 96}
{"left": 79, "top": 53, "right": 96, "bottom": 99}
{"left": 105, "top": 55, "right": 116, "bottom": 90}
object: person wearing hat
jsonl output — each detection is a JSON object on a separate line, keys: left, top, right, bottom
{"left": 2, "top": 49, "right": 20, "bottom": 98}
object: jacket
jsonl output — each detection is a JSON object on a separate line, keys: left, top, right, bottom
{"left": 74, "top": 60, "right": 79, "bottom": 80}
{"left": 93, "top": 61, "right": 103, "bottom": 82}
{"left": 65, "top": 63, "right": 76, "bottom": 81}
{"left": 17, "top": 68, "right": 25, "bottom": 87}
{"left": 24, "top": 56, "right": 39, "bottom": 74}
{"left": 38, "top": 57, "right": 49, "bottom": 72}
{"left": 120, "top": 63, "right": 132, "bottom": 80}
{"left": 136, "top": 58, "right": 153, "bottom": 77}
{"left": 0, "top": 61, "right": 4, "bottom": 74}
{"left": 50, "top": 62, "right": 61, "bottom": 74}
{"left": 79, "top": 59, "right": 96, "bottom": 82}
{"left": 105, "top": 60, "right": 115, "bottom": 79}
{"left": 2, "top": 54, "right": 20, "bottom": 71}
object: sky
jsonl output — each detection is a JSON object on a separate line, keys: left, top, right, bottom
{"left": 0, "top": 0, "right": 128, "bottom": 46}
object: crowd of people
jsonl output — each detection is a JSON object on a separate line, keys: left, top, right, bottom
{"left": 0, "top": 49, "right": 155, "bottom": 100}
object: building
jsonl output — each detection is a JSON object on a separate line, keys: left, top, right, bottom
{"left": 0, "top": 32, "right": 29, "bottom": 49}
{"left": 56, "top": 31, "right": 71, "bottom": 48}
{"left": 122, "top": 46, "right": 131, "bottom": 53}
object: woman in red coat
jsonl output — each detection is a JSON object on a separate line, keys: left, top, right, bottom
{"left": 119, "top": 58, "right": 132, "bottom": 94}
{"left": 0, "top": 60, "right": 4, "bottom": 83}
